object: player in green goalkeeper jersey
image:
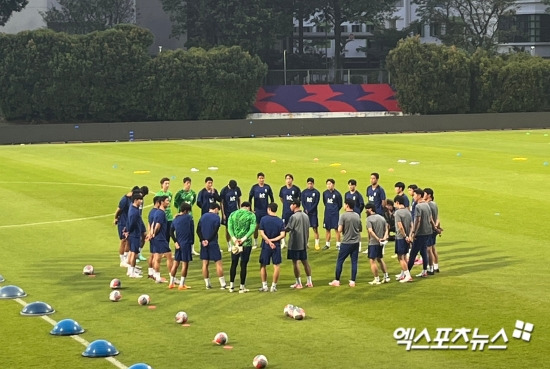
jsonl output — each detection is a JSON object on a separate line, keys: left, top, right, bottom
{"left": 227, "top": 202, "right": 257, "bottom": 293}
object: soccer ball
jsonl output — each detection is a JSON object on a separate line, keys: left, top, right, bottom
{"left": 109, "top": 290, "right": 122, "bottom": 302}
{"left": 82, "top": 265, "right": 94, "bottom": 275}
{"left": 213, "top": 332, "right": 228, "bottom": 345}
{"left": 175, "top": 311, "right": 188, "bottom": 324}
{"left": 253, "top": 354, "right": 268, "bottom": 368}
{"left": 283, "top": 304, "right": 294, "bottom": 317}
{"left": 292, "top": 307, "right": 306, "bottom": 320}
{"left": 109, "top": 278, "right": 121, "bottom": 289}
{"left": 137, "top": 294, "right": 151, "bottom": 305}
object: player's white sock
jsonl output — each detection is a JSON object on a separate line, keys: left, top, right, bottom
{"left": 374, "top": 276, "right": 380, "bottom": 282}
{"left": 128, "top": 267, "right": 134, "bottom": 276}
{"left": 169, "top": 275, "right": 175, "bottom": 284}
{"left": 180, "top": 277, "right": 185, "bottom": 286}
{"left": 434, "top": 263, "right": 439, "bottom": 270}
{"left": 154, "top": 272, "right": 160, "bottom": 280}
{"left": 240, "top": 284, "right": 245, "bottom": 290}
{"left": 123, "top": 252, "right": 128, "bottom": 261}
{"left": 230, "top": 282, "right": 234, "bottom": 289}
{"left": 119, "top": 254, "right": 125, "bottom": 262}
{"left": 315, "top": 239, "right": 319, "bottom": 246}
{"left": 398, "top": 271, "right": 404, "bottom": 278}
{"left": 405, "top": 270, "right": 411, "bottom": 278}
{"left": 336, "top": 242, "right": 341, "bottom": 247}
{"left": 271, "top": 282, "right": 277, "bottom": 289}
{"left": 219, "top": 276, "right": 226, "bottom": 287}
{"left": 148, "top": 267, "right": 154, "bottom": 276}
{"left": 307, "top": 276, "right": 312, "bottom": 284}
{"left": 384, "top": 272, "right": 389, "bottom": 279}
{"left": 325, "top": 241, "right": 330, "bottom": 247}
{"left": 296, "top": 277, "right": 301, "bottom": 285}
{"left": 281, "top": 239, "right": 286, "bottom": 248}
{"left": 262, "top": 281, "right": 268, "bottom": 289}
{"left": 204, "top": 278, "right": 210, "bottom": 287}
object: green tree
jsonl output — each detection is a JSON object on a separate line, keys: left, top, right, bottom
{"left": 41, "top": 0, "right": 135, "bottom": 34}
{"left": 0, "top": 0, "right": 28, "bottom": 26}
{"left": 386, "top": 36, "right": 470, "bottom": 114}
{"left": 308, "top": 0, "right": 396, "bottom": 80}
{"left": 414, "top": 0, "right": 518, "bottom": 52}
{"left": 161, "top": 0, "right": 292, "bottom": 60}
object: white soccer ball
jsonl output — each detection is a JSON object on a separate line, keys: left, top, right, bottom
{"left": 292, "top": 307, "right": 306, "bottom": 320}
{"left": 109, "top": 290, "right": 122, "bottom": 302}
{"left": 109, "top": 278, "right": 121, "bottom": 289}
{"left": 213, "top": 332, "right": 228, "bottom": 345}
{"left": 82, "top": 265, "right": 94, "bottom": 275}
{"left": 175, "top": 311, "right": 188, "bottom": 324}
{"left": 283, "top": 304, "right": 294, "bottom": 317}
{"left": 138, "top": 294, "right": 151, "bottom": 305}
{"left": 253, "top": 354, "right": 268, "bottom": 368}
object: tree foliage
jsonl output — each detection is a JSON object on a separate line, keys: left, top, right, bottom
{"left": 414, "top": 0, "right": 518, "bottom": 52}
{"left": 386, "top": 36, "right": 550, "bottom": 114}
{"left": 387, "top": 36, "right": 470, "bottom": 114}
{"left": 0, "top": 26, "right": 266, "bottom": 122}
{"left": 0, "top": 0, "right": 28, "bottom": 26}
{"left": 41, "top": 0, "right": 135, "bottom": 34}
{"left": 161, "top": 0, "right": 292, "bottom": 59}
{"left": 308, "top": 0, "right": 396, "bottom": 74}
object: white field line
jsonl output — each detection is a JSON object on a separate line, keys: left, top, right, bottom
{"left": 13, "top": 298, "right": 128, "bottom": 369}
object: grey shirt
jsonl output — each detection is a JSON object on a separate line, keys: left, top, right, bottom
{"left": 414, "top": 201, "right": 433, "bottom": 236}
{"left": 427, "top": 201, "right": 438, "bottom": 224}
{"left": 394, "top": 208, "right": 412, "bottom": 240}
{"left": 338, "top": 211, "right": 362, "bottom": 243}
{"left": 286, "top": 210, "right": 310, "bottom": 251}
{"left": 367, "top": 214, "right": 387, "bottom": 245}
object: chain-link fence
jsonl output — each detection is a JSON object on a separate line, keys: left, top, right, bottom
{"left": 265, "top": 69, "right": 390, "bottom": 85}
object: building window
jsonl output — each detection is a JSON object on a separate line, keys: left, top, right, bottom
{"left": 366, "top": 23, "right": 375, "bottom": 33}
{"left": 341, "top": 25, "right": 347, "bottom": 33}
{"left": 316, "top": 25, "right": 326, "bottom": 33}
{"left": 352, "top": 24, "right": 362, "bottom": 33}
{"left": 388, "top": 19, "right": 397, "bottom": 29}
{"left": 303, "top": 26, "right": 313, "bottom": 33}
{"left": 430, "top": 22, "right": 441, "bottom": 37}
{"left": 499, "top": 14, "right": 550, "bottom": 43}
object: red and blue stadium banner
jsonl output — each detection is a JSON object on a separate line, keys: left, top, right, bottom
{"left": 253, "top": 84, "right": 400, "bottom": 113}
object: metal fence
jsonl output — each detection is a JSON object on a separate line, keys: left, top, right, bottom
{"left": 264, "top": 69, "right": 390, "bottom": 85}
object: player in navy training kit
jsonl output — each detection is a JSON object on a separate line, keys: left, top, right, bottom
{"left": 114, "top": 186, "right": 139, "bottom": 267}
{"left": 279, "top": 174, "right": 300, "bottom": 249}
{"left": 322, "top": 179, "right": 343, "bottom": 251}
{"left": 249, "top": 172, "right": 275, "bottom": 248}
{"left": 125, "top": 192, "right": 144, "bottom": 278}
{"left": 366, "top": 172, "right": 386, "bottom": 216}
{"left": 220, "top": 179, "right": 241, "bottom": 252}
{"left": 301, "top": 177, "right": 320, "bottom": 249}
{"left": 169, "top": 202, "right": 194, "bottom": 290}
{"left": 258, "top": 203, "right": 286, "bottom": 292}
{"left": 150, "top": 196, "right": 173, "bottom": 283}
{"left": 196, "top": 176, "right": 221, "bottom": 215}
{"left": 197, "top": 203, "right": 226, "bottom": 289}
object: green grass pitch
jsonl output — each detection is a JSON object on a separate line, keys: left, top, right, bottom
{"left": 0, "top": 130, "right": 548, "bottom": 369}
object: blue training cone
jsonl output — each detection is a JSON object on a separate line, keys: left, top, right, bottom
{"left": 21, "top": 301, "right": 55, "bottom": 316}
{"left": 50, "top": 319, "right": 85, "bottom": 335}
{"left": 82, "top": 340, "right": 119, "bottom": 357}
{"left": 0, "top": 285, "right": 27, "bottom": 299}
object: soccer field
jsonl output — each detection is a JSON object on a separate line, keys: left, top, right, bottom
{"left": 0, "top": 130, "right": 548, "bottom": 369}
